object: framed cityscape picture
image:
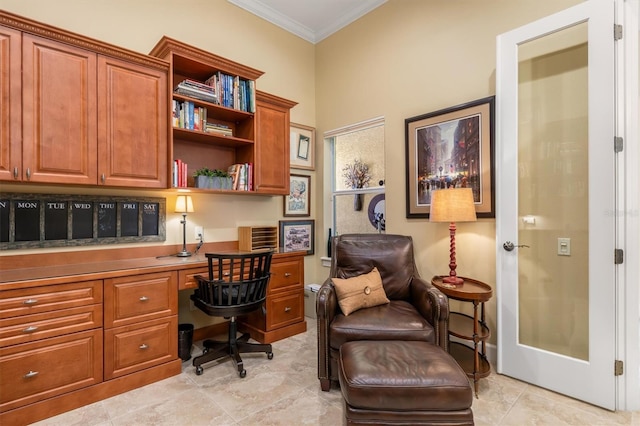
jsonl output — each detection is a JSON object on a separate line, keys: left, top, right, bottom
{"left": 405, "top": 96, "right": 495, "bottom": 218}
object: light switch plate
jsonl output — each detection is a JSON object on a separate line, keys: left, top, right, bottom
{"left": 558, "top": 238, "right": 571, "bottom": 256}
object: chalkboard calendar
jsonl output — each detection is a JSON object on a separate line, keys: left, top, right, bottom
{"left": 0, "top": 194, "right": 165, "bottom": 250}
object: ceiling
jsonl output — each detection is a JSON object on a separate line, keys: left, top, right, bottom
{"left": 227, "top": 0, "right": 387, "bottom": 44}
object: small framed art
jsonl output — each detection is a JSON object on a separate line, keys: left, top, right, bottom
{"left": 290, "top": 123, "right": 315, "bottom": 170}
{"left": 284, "top": 174, "right": 311, "bottom": 217}
{"left": 279, "top": 219, "right": 315, "bottom": 255}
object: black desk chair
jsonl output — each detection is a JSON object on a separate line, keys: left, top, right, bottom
{"left": 191, "top": 251, "right": 274, "bottom": 377}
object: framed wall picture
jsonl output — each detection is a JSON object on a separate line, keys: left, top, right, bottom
{"left": 405, "top": 96, "right": 495, "bottom": 218}
{"left": 284, "top": 174, "right": 311, "bottom": 217}
{"left": 279, "top": 219, "right": 315, "bottom": 255}
{"left": 290, "top": 123, "right": 315, "bottom": 170}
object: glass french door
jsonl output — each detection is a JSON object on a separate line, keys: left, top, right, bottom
{"left": 496, "top": 0, "right": 616, "bottom": 410}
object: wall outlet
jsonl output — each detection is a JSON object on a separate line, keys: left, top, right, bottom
{"left": 194, "top": 226, "right": 203, "bottom": 240}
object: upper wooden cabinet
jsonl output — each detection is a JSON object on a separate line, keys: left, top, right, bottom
{"left": 0, "top": 25, "right": 21, "bottom": 182}
{"left": 97, "top": 56, "right": 167, "bottom": 187}
{"left": 0, "top": 11, "right": 169, "bottom": 188}
{"left": 149, "top": 36, "right": 296, "bottom": 195}
{"left": 255, "top": 91, "right": 297, "bottom": 195}
{"left": 22, "top": 34, "right": 98, "bottom": 185}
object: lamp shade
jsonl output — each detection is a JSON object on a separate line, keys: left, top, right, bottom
{"left": 430, "top": 188, "right": 476, "bottom": 223}
{"left": 175, "top": 195, "right": 194, "bottom": 213}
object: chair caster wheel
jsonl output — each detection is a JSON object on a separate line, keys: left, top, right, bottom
{"left": 202, "top": 348, "right": 209, "bottom": 354}
{"left": 267, "top": 352, "right": 274, "bottom": 360}
{"left": 239, "top": 369, "right": 247, "bottom": 378}
{"left": 195, "top": 366, "right": 203, "bottom": 375}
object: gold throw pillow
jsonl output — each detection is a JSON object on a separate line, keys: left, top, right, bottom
{"left": 332, "top": 267, "right": 389, "bottom": 316}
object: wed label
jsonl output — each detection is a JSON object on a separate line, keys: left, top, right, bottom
{"left": 72, "top": 202, "right": 93, "bottom": 239}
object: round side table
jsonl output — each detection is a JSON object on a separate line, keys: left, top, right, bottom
{"left": 431, "top": 275, "right": 493, "bottom": 397}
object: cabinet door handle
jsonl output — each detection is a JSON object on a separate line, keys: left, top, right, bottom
{"left": 23, "top": 326, "right": 39, "bottom": 333}
{"left": 139, "top": 296, "right": 149, "bottom": 302}
{"left": 26, "top": 168, "right": 31, "bottom": 180}
{"left": 101, "top": 173, "right": 106, "bottom": 183}
{"left": 23, "top": 298, "right": 38, "bottom": 305}
{"left": 139, "top": 344, "right": 148, "bottom": 350}
{"left": 24, "top": 370, "right": 39, "bottom": 378}
{"left": 284, "top": 272, "right": 291, "bottom": 277}
{"left": 284, "top": 307, "right": 291, "bottom": 312}
{"left": 13, "top": 167, "right": 18, "bottom": 179}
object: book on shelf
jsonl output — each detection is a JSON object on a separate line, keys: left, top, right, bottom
{"left": 227, "top": 163, "right": 252, "bottom": 191}
{"left": 174, "top": 79, "right": 218, "bottom": 104}
{"left": 205, "top": 71, "right": 254, "bottom": 112}
{"left": 205, "top": 122, "right": 232, "bottom": 137}
{"left": 173, "top": 159, "right": 188, "bottom": 188}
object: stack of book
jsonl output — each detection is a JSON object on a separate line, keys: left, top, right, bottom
{"left": 205, "top": 122, "right": 232, "bottom": 137}
{"left": 174, "top": 79, "right": 218, "bottom": 104}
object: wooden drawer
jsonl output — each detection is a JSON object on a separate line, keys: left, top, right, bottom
{"left": 267, "top": 289, "right": 304, "bottom": 330}
{"left": 0, "top": 281, "right": 103, "bottom": 319}
{"left": 269, "top": 258, "right": 302, "bottom": 293}
{"left": 178, "top": 267, "right": 208, "bottom": 290}
{"left": 104, "top": 316, "right": 177, "bottom": 380}
{"left": 104, "top": 271, "right": 177, "bottom": 328}
{"left": 0, "top": 305, "right": 102, "bottom": 348}
{"left": 0, "top": 329, "right": 103, "bottom": 412}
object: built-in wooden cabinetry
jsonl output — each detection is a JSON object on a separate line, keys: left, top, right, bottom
{"left": 240, "top": 251, "right": 307, "bottom": 343}
{"left": 149, "top": 37, "right": 296, "bottom": 194}
{"left": 0, "top": 11, "right": 168, "bottom": 188}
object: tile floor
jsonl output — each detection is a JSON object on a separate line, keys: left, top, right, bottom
{"left": 35, "top": 318, "right": 639, "bottom": 426}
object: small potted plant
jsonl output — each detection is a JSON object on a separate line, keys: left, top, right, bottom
{"left": 193, "top": 167, "right": 232, "bottom": 189}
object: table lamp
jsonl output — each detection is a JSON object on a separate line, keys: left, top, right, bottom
{"left": 430, "top": 187, "right": 476, "bottom": 286}
{"left": 175, "top": 195, "right": 194, "bottom": 257}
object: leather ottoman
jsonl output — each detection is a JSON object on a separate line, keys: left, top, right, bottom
{"left": 338, "top": 340, "right": 474, "bottom": 425}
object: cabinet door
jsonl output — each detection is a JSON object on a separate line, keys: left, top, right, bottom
{"left": 254, "top": 92, "right": 296, "bottom": 195}
{"left": 0, "top": 25, "right": 21, "bottom": 182}
{"left": 0, "top": 329, "right": 102, "bottom": 412}
{"left": 97, "top": 56, "right": 167, "bottom": 188}
{"left": 22, "top": 34, "right": 98, "bottom": 184}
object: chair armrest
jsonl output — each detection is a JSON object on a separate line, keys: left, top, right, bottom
{"left": 410, "top": 276, "right": 450, "bottom": 351}
{"left": 316, "top": 277, "right": 337, "bottom": 383}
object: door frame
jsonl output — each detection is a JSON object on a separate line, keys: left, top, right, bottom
{"left": 616, "top": 0, "right": 639, "bottom": 412}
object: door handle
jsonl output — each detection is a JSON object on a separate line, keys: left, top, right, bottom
{"left": 503, "top": 241, "right": 530, "bottom": 251}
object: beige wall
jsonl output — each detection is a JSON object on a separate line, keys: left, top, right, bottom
{"left": 315, "top": 0, "right": 582, "bottom": 338}
{"left": 2, "top": 0, "right": 584, "bottom": 336}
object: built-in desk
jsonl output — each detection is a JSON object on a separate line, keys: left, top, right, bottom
{"left": 0, "top": 243, "right": 306, "bottom": 425}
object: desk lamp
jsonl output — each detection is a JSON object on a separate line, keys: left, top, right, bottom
{"left": 175, "top": 195, "right": 194, "bottom": 257}
{"left": 430, "top": 187, "right": 476, "bottom": 286}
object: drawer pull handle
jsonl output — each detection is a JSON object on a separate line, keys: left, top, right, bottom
{"left": 139, "top": 344, "right": 148, "bottom": 350}
{"left": 24, "top": 370, "right": 39, "bottom": 378}
{"left": 23, "top": 326, "right": 39, "bottom": 333}
{"left": 284, "top": 273, "right": 291, "bottom": 277}
{"left": 139, "top": 296, "right": 149, "bottom": 302}
{"left": 23, "top": 299, "right": 38, "bottom": 305}
{"left": 284, "top": 307, "right": 291, "bottom": 312}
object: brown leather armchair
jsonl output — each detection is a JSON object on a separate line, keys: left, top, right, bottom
{"left": 317, "top": 233, "right": 450, "bottom": 391}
